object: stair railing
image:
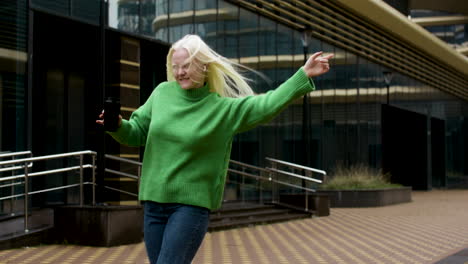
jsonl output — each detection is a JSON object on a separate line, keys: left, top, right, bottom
{"left": 228, "top": 158, "right": 326, "bottom": 212}
{"left": 227, "top": 160, "right": 271, "bottom": 204}
{"left": 103, "top": 154, "right": 142, "bottom": 200}
{"left": 0, "top": 151, "right": 33, "bottom": 216}
{"left": 265, "top": 157, "right": 326, "bottom": 212}
{"left": 0, "top": 150, "right": 96, "bottom": 233}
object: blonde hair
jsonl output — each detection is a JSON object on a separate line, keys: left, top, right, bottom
{"left": 166, "top": 34, "right": 254, "bottom": 98}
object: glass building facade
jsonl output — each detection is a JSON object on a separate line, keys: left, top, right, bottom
{"left": 411, "top": 10, "right": 468, "bottom": 48}
{"left": 108, "top": 0, "right": 468, "bottom": 188}
{"left": 0, "top": 0, "right": 28, "bottom": 152}
{"left": 0, "top": 0, "right": 467, "bottom": 196}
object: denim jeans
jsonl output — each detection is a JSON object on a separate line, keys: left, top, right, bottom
{"left": 143, "top": 201, "right": 210, "bottom": 264}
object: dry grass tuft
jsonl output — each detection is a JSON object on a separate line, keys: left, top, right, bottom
{"left": 320, "top": 164, "right": 401, "bottom": 190}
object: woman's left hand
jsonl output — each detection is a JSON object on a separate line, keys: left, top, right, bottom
{"left": 303, "top": 51, "right": 334, "bottom": 78}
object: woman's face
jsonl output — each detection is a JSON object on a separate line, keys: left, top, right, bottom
{"left": 172, "top": 48, "right": 206, "bottom": 90}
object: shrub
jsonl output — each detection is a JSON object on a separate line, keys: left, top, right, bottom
{"left": 320, "top": 163, "right": 402, "bottom": 190}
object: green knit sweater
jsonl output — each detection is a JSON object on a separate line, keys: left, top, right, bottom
{"left": 109, "top": 68, "right": 315, "bottom": 210}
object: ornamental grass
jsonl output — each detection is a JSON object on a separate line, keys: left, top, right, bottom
{"left": 320, "top": 163, "right": 402, "bottom": 190}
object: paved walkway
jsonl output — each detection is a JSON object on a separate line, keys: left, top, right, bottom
{"left": 0, "top": 190, "right": 467, "bottom": 263}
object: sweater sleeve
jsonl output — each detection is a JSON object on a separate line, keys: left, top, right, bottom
{"left": 230, "top": 67, "right": 315, "bottom": 134}
{"left": 107, "top": 86, "right": 157, "bottom": 146}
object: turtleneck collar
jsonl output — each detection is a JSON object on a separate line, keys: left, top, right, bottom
{"left": 177, "top": 82, "right": 211, "bottom": 100}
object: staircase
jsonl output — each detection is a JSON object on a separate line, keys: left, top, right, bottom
{"left": 0, "top": 208, "right": 54, "bottom": 250}
{"left": 209, "top": 202, "right": 311, "bottom": 231}
{"left": 0, "top": 151, "right": 328, "bottom": 249}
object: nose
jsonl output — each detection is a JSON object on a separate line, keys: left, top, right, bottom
{"left": 175, "top": 67, "right": 185, "bottom": 77}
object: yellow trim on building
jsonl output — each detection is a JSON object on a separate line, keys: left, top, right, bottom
{"left": 411, "top": 16, "right": 468, "bottom": 27}
{"left": 336, "top": 0, "right": 468, "bottom": 76}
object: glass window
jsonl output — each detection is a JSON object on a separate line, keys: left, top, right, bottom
{"left": 258, "top": 16, "right": 276, "bottom": 56}
{"left": 0, "top": 0, "right": 27, "bottom": 152}
{"left": 214, "top": 1, "right": 238, "bottom": 57}
{"left": 32, "top": 0, "right": 100, "bottom": 25}
{"left": 196, "top": 0, "right": 217, "bottom": 10}
{"left": 153, "top": 0, "right": 169, "bottom": 42}
{"left": 239, "top": 8, "right": 258, "bottom": 58}
{"left": 117, "top": 1, "right": 140, "bottom": 33}
{"left": 140, "top": 0, "right": 156, "bottom": 37}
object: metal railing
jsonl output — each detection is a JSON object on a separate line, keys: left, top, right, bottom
{"left": 266, "top": 157, "right": 327, "bottom": 212}
{"left": 0, "top": 151, "right": 325, "bottom": 233}
{"left": 0, "top": 150, "right": 96, "bottom": 232}
{"left": 265, "top": 157, "right": 326, "bottom": 184}
{"left": 100, "top": 155, "right": 326, "bottom": 212}
{"left": 0, "top": 151, "right": 34, "bottom": 216}
{"left": 103, "top": 154, "right": 142, "bottom": 198}
{"left": 0, "top": 151, "right": 33, "bottom": 172}
{"left": 227, "top": 158, "right": 326, "bottom": 212}
{"left": 227, "top": 159, "right": 271, "bottom": 204}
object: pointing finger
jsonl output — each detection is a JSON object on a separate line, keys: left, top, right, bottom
{"left": 324, "top": 54, "right": 334, "bottom": 59}
{"left": 309, "top": 51, "right": 324, "bottom": 62}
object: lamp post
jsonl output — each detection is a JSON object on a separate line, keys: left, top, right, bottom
{"left": 383, "top": 71, "right": 393, "bottom": 104}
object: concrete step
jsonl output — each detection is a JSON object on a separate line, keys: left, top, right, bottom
{"left": 0, "top": 208, "right": 54, "bottom": 250}
{"left": 0, "top": 208, "right": 53, "bottom": 237}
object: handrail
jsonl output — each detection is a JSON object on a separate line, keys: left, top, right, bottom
{"left": 0, "top": 165, "right": 95, "bottom": 182}
{"left": 0, "top": 150, "right": 96, "bottom": 167}
{"left": 265, "top": 157, "right": 327, "bottom": 176}
{"left": 228, "top": 158, "right": 326, "bottom": 211}
{"left": 105, "top": 154, "right": 142, "bottom": 166}
{"left": 229, "top": 159, "right": 270, "bottom": 173}
{"left": 0, "top": 151, "right": 33, "bottom": 173}
{"left": 267, "top": 168, "right": 322, "bottom": 184}
{"left": 103, "top": 154, "right": 142, "bottom": 199}
{"left": 0, "top": 150, "right": 96, "bottom": 233}
{"left": 228, "top": 158, "right": 327, "bottom": 212}
{"left": 0, "top": 151, "right": 32, "bottom": 159}
{"left": 228, "top": 168, "right": 317, "bottom": 192}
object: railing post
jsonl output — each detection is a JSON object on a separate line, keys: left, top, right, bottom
{"left": 271, "top": 161, "right": 278, "bottom": 204}
{"left": 10, "top": 155, "right": 16, "bottom": 216}
{"left": 258, "top": 172, "right": 263, "bottom": 204}
{"left": 92, "top": 153, "right": 96, "bottom": 206}
{"left": 79, "top": 154, "right": 84, "bottom": 206}
{"left": 305, "top": 170, "right": 312, "bottom": 212}
{"left": 24, "top": 162, "right": 29, "bottom": 233}
{"left": 241, "top": 167, "right": 245, "bottom": 203}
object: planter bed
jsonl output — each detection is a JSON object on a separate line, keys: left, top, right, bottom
{"left": 317, "top": 187, "right": 412, "bottom": 207}
{"left": 53, "top": 205, "right": 143, "bottom": 247}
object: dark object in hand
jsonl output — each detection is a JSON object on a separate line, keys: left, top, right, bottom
{"left": 104, "top": 97, "right": 121, "bottom": 131}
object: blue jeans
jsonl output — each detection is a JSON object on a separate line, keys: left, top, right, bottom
{"left": 143, "top": 201, "right": 210, "bottom": 264}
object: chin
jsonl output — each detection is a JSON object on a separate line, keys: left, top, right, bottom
{"left": 181, "top": 84, "right": 193, "bottom": 90}
{"left": 177, "top": 81, "right": 192, "bottom": 90}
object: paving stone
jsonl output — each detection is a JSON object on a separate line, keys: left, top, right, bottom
{"left": 0, "top": 190, "right": 467, "bottom": 264}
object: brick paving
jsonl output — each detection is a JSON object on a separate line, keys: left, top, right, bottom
{"left": 0, "top": 190, "right": 467, "bottom": 264}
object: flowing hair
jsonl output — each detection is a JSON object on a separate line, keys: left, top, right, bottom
{"left": 166, "top": 34, "right": 255, "bottom": 98}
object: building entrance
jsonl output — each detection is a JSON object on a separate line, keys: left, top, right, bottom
{"left": 32, "top": 12, "right": 100, "bottom": 156}
{"left": 31, "top": 12, "right": 101, "bottom": 205}
{"left": 382, "top": 104, "right": 446, "bottom": 190}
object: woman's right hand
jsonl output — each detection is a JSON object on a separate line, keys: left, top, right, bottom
{"left": 96, "top": 110, "right": 123, "bottom": 128}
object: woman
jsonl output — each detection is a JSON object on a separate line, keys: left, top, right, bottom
{"left": 97, "top": 34, "right": 333, "bottom": 264}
